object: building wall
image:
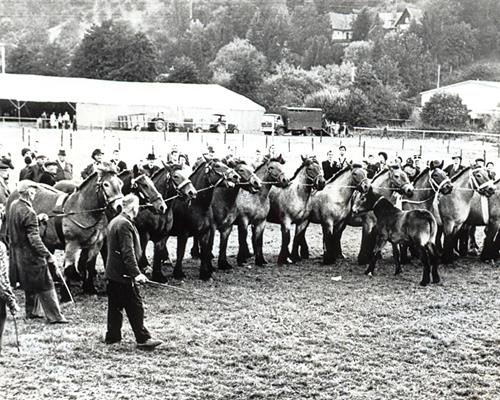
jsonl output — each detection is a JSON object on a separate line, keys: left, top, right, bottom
{"left": 76, "top": 103, "right": 264, "bottom": 132}
{"left": 332, "top": 30, "right": 351, "bottom": 41}
{"left": 421, "top": 83, "right": 500, "bottom": 118}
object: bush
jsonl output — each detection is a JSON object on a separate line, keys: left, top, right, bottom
{"left": 421, "top": 92, "right": 470, "bottom": 129}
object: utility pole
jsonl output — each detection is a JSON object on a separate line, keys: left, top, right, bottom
{"left": 0, "top": 43, "right": 5, "bottom": 74}
{"left": 188, "top": 0, "right": 193, "bottom": 21}
{"left": 436, "top": 64, "right": 441, "bottom": 88}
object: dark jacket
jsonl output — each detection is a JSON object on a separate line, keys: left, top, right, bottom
{"left": 19, "top": 165, "right": 34, "bottom": 181}
{"left": 322, "top": 160, "right": 337, "bottom": 180}
{"left": 444, "top": 164, "right": 465, "bottom": 179}
{"left": 81, "top": 162, "right": 100, "bottom": 179}
{"left": 7, "top": 198, "right": 54, "bottom": 292}
{"left": 366, "top": 163, "right": 378, "bottom": 179}
{"left": 111, "top": 160, "right": 127, "bottom": 173}
{"left": 55, "top": 161, "right": 73, "bottom": 181}
{"left": 30, "top": 164, "right": 45, "bottom": 183}
{"left": 105, "top": 213, "right": 142, "bottom": 285}
{"left": 39, "top": 171, "right": 56, "bottom": 186}
{"left": 142, "top": 164, "right": 160, "bottom": 178}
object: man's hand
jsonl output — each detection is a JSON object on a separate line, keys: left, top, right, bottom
{"left": 10, "top": 302, "right": 20, "bottom": 316}
{"left": 37, "top": 213, "right": 49, "bottom": 223}
{"left": 134, "top": 273, "right": 148, "bottom": 284}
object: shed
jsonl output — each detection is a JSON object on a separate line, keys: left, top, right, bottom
{"left": 0, "top": 73, "right": 265, "bottom": 132}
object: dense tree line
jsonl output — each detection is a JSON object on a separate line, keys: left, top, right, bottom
{"left": 1, "top": 0, "right": 499, "bottom": 128}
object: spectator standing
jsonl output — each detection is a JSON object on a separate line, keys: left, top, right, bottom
{"left": 50, "top": 112, "right": 57, "bottom": 129}
{"left": 142, "top": 154, "right": 160, "bottom": 177}
{"left": 54, "top": 149, "right": 73, "bottom": 181}
{"left": 39, "top": 161, "right": 58, "bottom": 186}
{"left": 31, "top": 154, "right": 47, "bottom": 183}
{"left": 322, "top": 150, "right": 336, "bottom": 180}
{"left": 486, "top": 161, "right": 496, "bottom": 180}
{"left": 110, "top": 150, "right": 127, "bottom": 173}
{"left": 81, "top": 149, "right": 104, "bottom": 179}
{"left": 444, "top": 155, "right": 465, "bottom": 178}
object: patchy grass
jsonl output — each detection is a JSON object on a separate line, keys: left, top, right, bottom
{"left": 1, "top": 224, "right": 499, "bottom": 399}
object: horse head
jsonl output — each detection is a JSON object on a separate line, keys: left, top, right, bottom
{"left": 301, "top": 155, "right": 325, "bottom": 190}
{"left": 388, "top": 166, "right": 414, "bottom": 197}
{"left": 352, "top": 187, "right": 379, "bottom": 214}
{"left": 205, "top": 159, "right": 240, "bottom": 189}
{"left": 130, "top": 173, "right": 167, "bottom": 214}
{"left": 167, "top": 165, "right": 197, "bottom": 201}
{"left": 470, "top": 167, "right": 495, "bottom": 197}
{"left": 96, "top": 165, "right": 124, "bottom": 213}
{"left": 265, "top": 158, "right": 289, "bottom": 187}
{"left": 428, "top": 167, "right": 453, "bottom": 195}
{"left": 351, "top": 164, "right": 370, "bottom": 193}
{"left": 226, "top": 159, "right": 262, "bottom": 193}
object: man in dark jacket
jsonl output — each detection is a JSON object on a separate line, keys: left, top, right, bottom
{"left": 7, "top": 181, "right": 67, "bottom": 323}
{"left": 54, "top": 149, "right": 73, "bottom": 181}
{"left": 31, "top": 154, "right": 47, "bottom": 183}
{"left": 141, "top": 153, "right": 160, "bottom": 177}
{"left": 105, "top": 194, "right": 162, "bottom": 349}
{"left": 81, "top": 148, "right": 104, "bottom": 179}
{"left": 322, "top": 150, "right": 336, "bottom": 180}
{"left": 110, "top": 149, "right": 127, "bottom": 173}
{"left": 39, "top": 161, "right": 58, "bottom": 186}
{"left": 444, "top": 155, "right": 465, "bottom": 178}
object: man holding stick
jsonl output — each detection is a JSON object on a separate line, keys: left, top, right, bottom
{"left": 104, "top": 194, "right": 162, "bottom": 349}
{"left": 0, "top": 240, "right": 19, "bottom": 353}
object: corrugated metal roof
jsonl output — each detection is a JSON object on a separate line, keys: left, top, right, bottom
{"left": 329, "top": 12, "right": 356, "bottom": 31}
{"left": 420, "top": 80, "right": 500, "bottom": 95}
{"left": 0, "top": 73, "right": 265, "bottom": 111}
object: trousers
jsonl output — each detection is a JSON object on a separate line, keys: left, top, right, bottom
{"left": 25, "top": 289, "right": 65, "bottom": 322}
{"left": 105, "top": 280, "right": 151, "bottom": 344}
{"left": 0, "top": 300, "right": 6, "bottom": 352}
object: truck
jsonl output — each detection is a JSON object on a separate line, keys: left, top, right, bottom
{"left": 262, "top": 107, "right": 327, "bottom": 136}
{"left": 117, "top": 112, "right": 171, "bottom": 132}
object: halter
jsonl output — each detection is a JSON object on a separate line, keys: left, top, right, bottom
{"left": 131, "top": 174, "right": 163, "bottom": 205}
{"left": 469, "top": 169, "right": 493, "bottom": 193}
{"left": 371, "top": 195, "right": 385, "bottom": 211}
{"left": 197, "top": 162, "right": 238, "bottom": 194}
{"left": 428, "top": 170, "right": 451, "bottom": 193}
{"left": 96, "top": 175, "right": 123, "bottom": 206}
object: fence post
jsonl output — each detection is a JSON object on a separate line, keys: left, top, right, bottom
{"left": 483, "top": 149, "right": 486, "bottom": 163}
{"left": 265, "top": 135, "right": 268, "bottom": 149}
{"left": 446, "top": 140, "right": 450, "bottom": 153}
{"left": 151, "top": 144, "right": 155, "bottom": 155}
{"left": 242, "top": 133, "right": 245, "bottom": 147}
{"left": 422, "top": 131, "right": 425, "bottom": 140}
{"left": 28, "top": 133, "right": 31, "bottom": 147}
{"left": 358, "top": 134, "right": 361, "bottom": 147}
{"left": 362, "top": 141, "right": 366, "bottom": 157}
{"left": 288, "top": 138, "right": 291, "bottom": 153}
{"left": 419, "top": 145, "right": 422, "bottom": 157}
{"left": 201, "top": 134, "right": 204, "bottom": 144}
{"left": 320, "top": 129, "right": 323, "bottom": 143}
{"left": 311, "top": 137, "right": 314, "bottom": 152}
{"left": 70, "top": 130, "right": 73, "bottom": 149}
{"left": 60, "top": 129, "right": 64, "bottom": 147}
{"left": 187, "top": 130, "right": 190, "bottom": 142}
{"left": 163, "top": 129, "right": 166, "bottom": 142}
{"left": 22, "top": 127, "right": 25, "bottom": 142}
{"left": 460, "top": 148, "right": 463, "bottom": 158}
{"left": 118, "top": 137, "right": 121, "bottom": 151}
{"left": 402, "top": 138, "right": 405, "bottom": 150}
{"left": 224, "top": 131, "right": 227, "bottom": 145}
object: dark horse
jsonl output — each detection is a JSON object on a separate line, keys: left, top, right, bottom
{"left": 479, "top": 178, "right": 500, "bottom": 262}
{"left": 353, "top": 187, "right": 440, "bottom": 286}
{"left": 135, "top": 164, "right": 197, "bottom": 283}
{"left": 267, "top": 156, "right": 326, "bottom": 265}
{"left": 192, "top": 159, "right": 262, "bottom": 271}
{"left": 236, "top": 156, "right": 289, "bottom": 266}
{"left": 168, "top": 159, "right": 241, "bottom": 281}
{"left": 6, "top": 166, "right": 123, "bottom": 294}
{"left": 54, "top": 168, "right": 168, "bottom": 293}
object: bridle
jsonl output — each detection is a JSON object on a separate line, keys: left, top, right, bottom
{"left": 469, "top": 168, "right": 494, "bottom": 194}
{"left": 131, "top": 174, "right": 163, "bottom": 205}
{"left": 96, "top": 175, "right": 123, "bottom": 207}
{"left": 352, "top": 169, "right": 370, "bottom": 192}
{"left": 206, "top": 162, "right": 238, "bottom": 189}
{"left": 428, "top": 170, "right": 451, "bottom": 194}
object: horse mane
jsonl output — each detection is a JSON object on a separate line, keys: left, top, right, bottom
{"left": 78, "top": 164, "right": 116, "bottom": 191}
{"left": 38, "top": 182, "right": 63, "bottom": 194}
{"left": 254, "top": 156, "right": 285, "bottom": 173}
{"left": 326, "top": 165, "right": 351, "bottom": 184}
{"left": 118, "top": 169, "right": 131, "bottom": 179}
{"left": 412, "top": 167, "right": 429, "bottom": 185}
{"left": 371, "top": 167, "right": 388, "bottom": 182}
{"left": 450, "top": 166, "right": 471, "bottom": 182}
{"left": 290, "top": 158, "right": 317, "bottom": 181}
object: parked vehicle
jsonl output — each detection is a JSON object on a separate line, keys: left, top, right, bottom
{"left": 208, "top": 114, "right": 239, "bottom": 134}
{"left": 262, "top": 107, "right": 328, "bottom": 136}
{"left": 117, "top": 112, "right": 171, "bottom": 132}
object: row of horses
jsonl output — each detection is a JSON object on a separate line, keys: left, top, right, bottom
{"left": 3, "top": 154, "right": 498, "bottom": 297}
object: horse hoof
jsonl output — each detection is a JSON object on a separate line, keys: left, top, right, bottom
{"left": 394, "top": 269, "right": 402, "bottom": 276}
{"left": 199, "top": 271, "right": 212, "bottom": 281}
{"left": 255, "top": 259, "right": 267, "bottom": 267}
{"left": 322, "top": 257, "right": 335, "bottom": 265}
{"left": 218, "top": 261, "right": 233, "bottom": 271}
{"left": 419, "top": 280, "right": 430, "bottom": 286}
{"left": 172, "top": 271, "right": 186, "bottom": 281}
{"left": 64, "top": 266, "right": 82, "bottom": 282}
{"left": 190, "top": 250, "right": 200, "bottom": 259}
{"left": 432, "top": 277, "right": 441, "bottom": 284}
{"left": 365, "top": 270, "right": 373, "bottom": 277}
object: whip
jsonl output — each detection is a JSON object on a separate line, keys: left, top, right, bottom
{"left": 13, "top": 315, "right": 20, "bottom": 353}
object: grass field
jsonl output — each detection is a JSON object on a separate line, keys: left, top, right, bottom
{"left": 1, "top": 223, "right": 499, "bottom": 400}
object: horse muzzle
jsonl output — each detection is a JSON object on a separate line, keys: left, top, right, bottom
{"left": 314, "top": 176, "right": 326, "bottom": 190}
{"left": 479, "top": 184, "right": 496, "bottom": 197}
{"left": 152, "top": 198, "right": 167, "bottom": 214}
{"left": 401, "top": 184, "right": 414, "bottom": 197}
{"left": 440, "top": 183, "right": 453, "bottom": 195}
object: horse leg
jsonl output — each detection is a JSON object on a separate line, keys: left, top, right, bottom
{"left": 291, "top": 221, "right": 309, "bottom": 262}
{"left": 468, "top": 225, "right": 479, "bottom": 256}
{"left": 218, "top": 226, "right": 234, "bottom": 271}
{"left": 173, "top": 235, "right": 188, "bottom": 280}
{"left": 441, "top": 222, "right": 458, "bottom": 265}
{"left": 299, "top": 228, "right": 310, "bottom": 260}
{"left": 138, "top": 232, "right": 150, "bottom": 272}
{"left": 358, "top": 214, "right": 377, "bottom": 265}
{"left": 435, "top": 225, "right": 444, "bottom": 255}
{"left": 322, "top": 221, "right": 335, "bottom": 265}
{"left": 400, "top": 243, "right": 411, "bottom": 264}
{"left": 278, "top": 219, "right": 292, "bottom": 265}
{"left": 78, "top": 249, "right": 97, "bottom": 295}
{"left": 254, "top": 221, "right": 268, "bottom": 266}
{"left": 152, "top": 240, "right": 169, "bottom": 283}
{"left": 426, "top": 243, "right": 440, "bottom": 284}
{"left": 190, "top": 237, "right": 201, "bottom": 259}
{"left": 392, "top": 243, "right": 402, "bottom": 275}
{"left": 332, "top": 222, "right": 347, "bottom": 260}
{"left": 481, "top": 222, "right": 499, "bottom": 262}
{"left": 199, "top": 229, "right": 214, "bottom": 281}
{"left": 365, "top": 236, "right": 386, "bottom": 276}
{"left": 237, "top": 220, "right": 250, "bottom": 266}
{"left": 418, "top": 245, "right": 431, "bottom": 286}
{"left": 457, "top": 225, "right": 469, "bottom": 257}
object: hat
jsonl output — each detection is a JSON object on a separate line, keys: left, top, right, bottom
{"left": 36, "top": 154, "right": 47, "bottom": 160}
{"left": 146, "top": 153, "right": 156, "bottom": 161}
{"left": 0, "top": 156, "right": 14, "bottom": 169}
{"left": 475, "top": 158, "right": 485, "bottom": 163}
{"left": 21, "top": 147, "right": 31, "bottom": 157}
{"left": 91, "top": 149, "right": 104, "bottom": 159}
{"left": 405, "top": 158, "right": 414, "bottom": 165}
{"left": 0, "top": 161, "right": 10, "bottom": 170}
{"left": 378, "top": 151, "right": 388, "bottom": 161}
{"left": 207, "top": 146, "right": 214, "bottom": 153}
{"left": 429, "top": 160, "right": 444, "bottom": 170}
{"left": 339, "top": 145, "right": 346, "bottom": 151}
{"left": 45, "top": 161, "right": 57, "bottom": 168}
{"left": 58, "top": 149, "right": 66, "bottom": 156}
{"left": 18, "top": 180, "right": 38, "bottom": 193}
{"left": 452, "top": 155, "right": 462, "bottom": 161}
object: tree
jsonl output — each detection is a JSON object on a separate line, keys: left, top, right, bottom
{"left": 352, "top": 7, "right": 374, "bottom": 41}
{"left": 210, "top": 38, "right": 267, "bottom": 100}
{"left": 70, "top": 20, "right": 158, "bottom": 82}
{"left": 343, "top": 41, "right": 373, "bottom": 66}
{"left": 159, "top": 56, "right": 200, "bottom": 83}
{"left": 421, "top": 93, "right": 470, "bottom": 128}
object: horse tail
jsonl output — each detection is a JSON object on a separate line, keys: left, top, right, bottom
{"left": 424, "top": 212, "right": 437, "bottom": 246}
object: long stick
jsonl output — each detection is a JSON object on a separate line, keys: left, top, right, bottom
{"left": 13, "top": 316, "right": 20, "bottom": 353}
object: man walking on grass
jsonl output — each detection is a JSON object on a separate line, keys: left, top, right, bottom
{"left": 104, "top": 194, "right": 162, "bottom": 350}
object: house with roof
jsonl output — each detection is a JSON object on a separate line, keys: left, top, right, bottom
{"left": 420, "top": 80, "right": 500, "bottom": 119}
{"left": 378, "top": 7, "right": 423, "bottom": 31}
{"left": 329, "top": 12, "right": 356, "bottom": 41}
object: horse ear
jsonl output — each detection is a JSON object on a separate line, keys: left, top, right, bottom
{"left": 278, "top": 154, "right": 285, "bottom": 164}
{"left": 301, "top": 155, "right": 306, "bottom": 163}
{"left": 132, "top": 164, "right": 140, "bottom": 177}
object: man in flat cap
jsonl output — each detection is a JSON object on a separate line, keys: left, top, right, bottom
{"left": 81, "top": 148, "right": 104, "bottom": 179}
{"left": 31, "top": 154, "right": 47, "bottom": 183}
{"left": 444, "top": 155, "right": 465, "bottom": 178}
{"left": 39, "top": 161, "right": 58, "bottom": 186}
{"left": 7, "top": 181, "right": 68, "bottom": 323}
{"left": 141, "top": 153, "right": 159, "bottom": 177}
{"left": 55, "top": 149, "right": 73, "bottom": 182}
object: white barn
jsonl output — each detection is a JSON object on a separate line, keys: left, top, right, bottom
{"left": 420, "top": 80, "right": 500, "bottom": 119}
{"left": 0, "top": 74, "right": 265, "bottom": 132}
